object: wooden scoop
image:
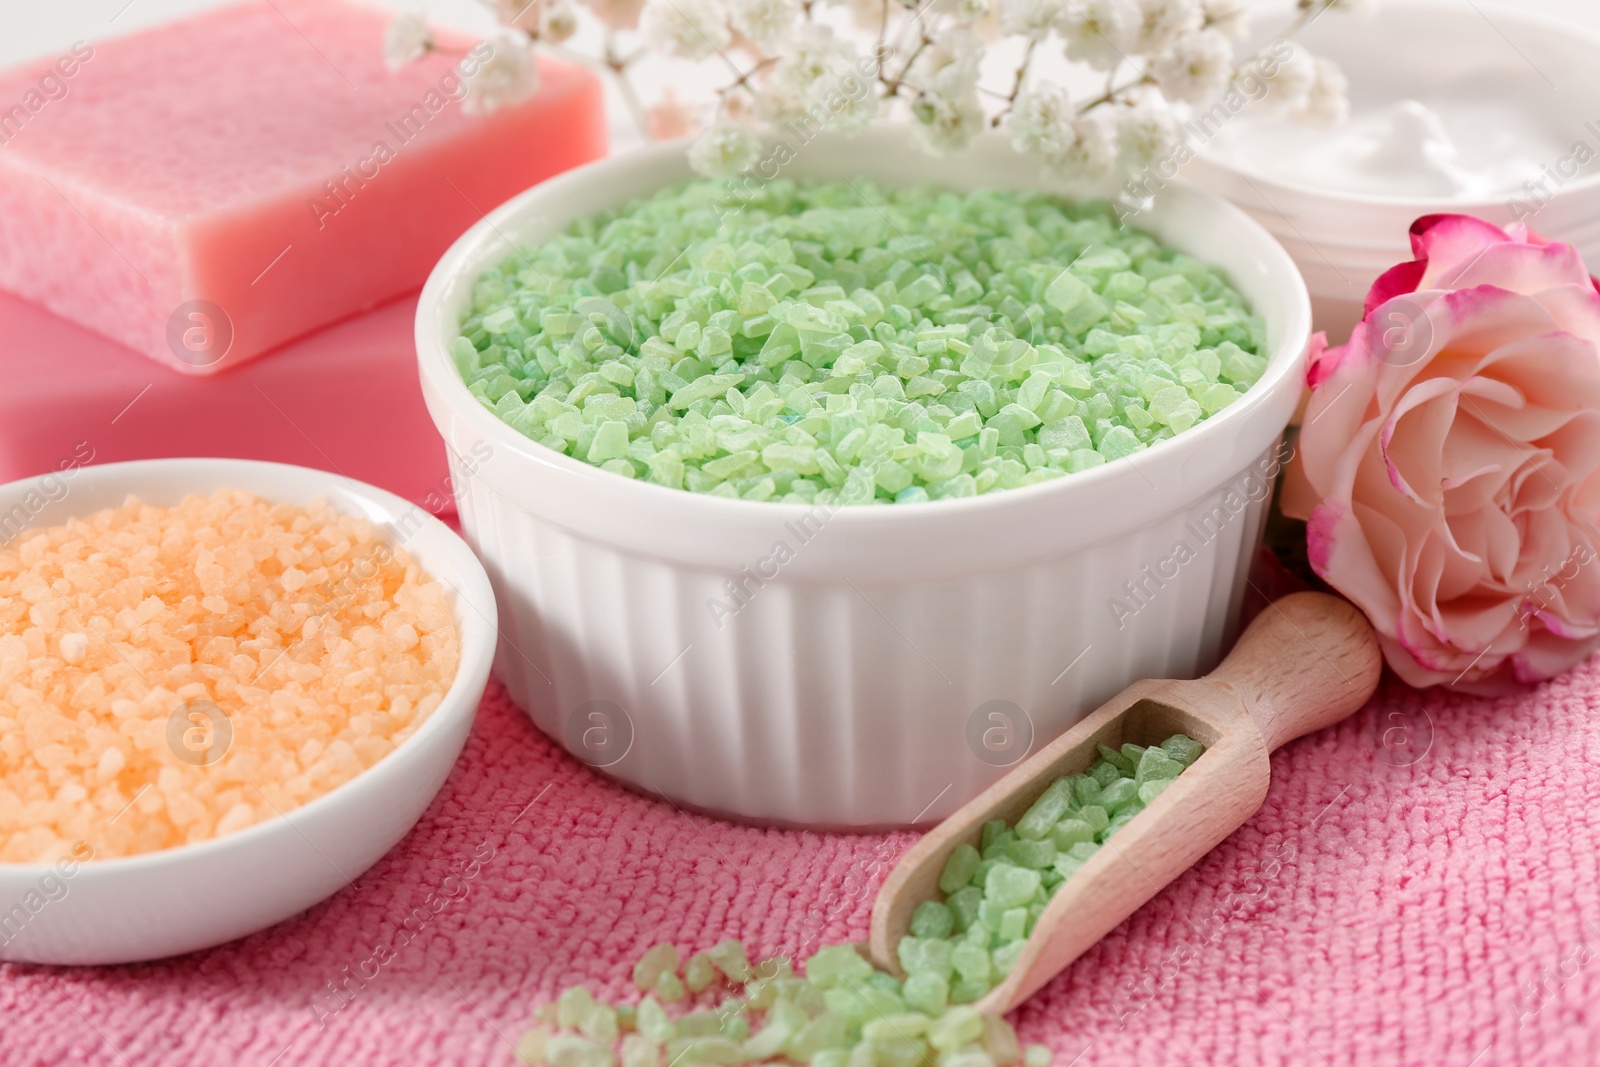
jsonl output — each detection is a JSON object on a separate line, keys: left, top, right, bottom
{"left": 866, "top": 592, "right": 1382, "bottom": 1015}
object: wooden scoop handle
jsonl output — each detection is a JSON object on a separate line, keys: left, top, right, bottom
{"left": 866, "top": 592, "right": 1382, "bottom": 1016}
{"left": 1208, "top": 591, "right": 1383, "bottom": 751}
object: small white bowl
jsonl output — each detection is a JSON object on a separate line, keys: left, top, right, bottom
{"left": 0, "top": 459, "right": 496, "bottom": 965}
{"left": 1188, "top": 0, "right": 1600, "bottom": 340}
{"left": 417, "top": 127, "right": 1310, "bottom": 829}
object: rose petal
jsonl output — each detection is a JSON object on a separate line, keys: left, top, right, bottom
{"left": 1364, "top": 259, "right": 1428, "bottom": 317}
{"left": 1408, "top": 215, "right": 1529, "bottom": 289}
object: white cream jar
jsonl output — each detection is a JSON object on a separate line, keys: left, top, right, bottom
{"left": 1187, "top": 0, "right": 1600, "bottom": 340}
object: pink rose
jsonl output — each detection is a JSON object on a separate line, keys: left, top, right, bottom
{"left": 1283, "top": 214, "right": 1600, "bottom": 690}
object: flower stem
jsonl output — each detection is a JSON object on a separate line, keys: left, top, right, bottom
{"left": 881, "top": 29, "right": 933, "bottom": 97}
{"left": 1074, "top": 71, "right": 1153, "bottom": 114}
{"left": 717, "top": 56, "right": 777, "bottom": 97}
{"left": 990, "top": 37, "right": 1037, "bottom": 126}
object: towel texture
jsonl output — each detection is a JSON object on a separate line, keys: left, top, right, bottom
{"left": 3, "top": 666, "right": 1597, "bottom": 1066}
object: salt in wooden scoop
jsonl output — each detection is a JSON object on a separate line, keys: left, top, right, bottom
{"left": 866, "top": 592, "right": 1382, "bottom": 1015}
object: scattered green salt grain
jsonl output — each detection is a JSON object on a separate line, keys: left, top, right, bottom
{"left": 708, "top": 939, "right": 755, "bottom": 983}
{"left": 634, "top": 943, "right": 681, "bottom": 992}
{"left": 517, "top": 734, "right": 1204, "bottom": 1067}
{"left": 686, "top": 953, "right": 719, "bottom": 993}
{"left": 458, "top": 179, "right": 1266, "bottom": 505}
{"left": 656, "top": 971, "right": 686, "bottom": 1003}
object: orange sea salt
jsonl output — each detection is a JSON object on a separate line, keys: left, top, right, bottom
{"left": 0, "top": 489, "right": 459, "bottom": 863}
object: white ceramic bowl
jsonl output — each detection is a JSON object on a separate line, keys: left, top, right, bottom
{"left": 1188, "top": 0, "right": 1600, "bottom": 341}
{"left": 0, "top": 459, "right": 496, "bottom": 964}
{"left": 417, "top": 128, "right": 1310, "bottom": 829}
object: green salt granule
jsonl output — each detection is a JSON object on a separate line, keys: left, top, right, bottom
{"left": 686, "top": 953, "right": 720, "bottom": 993}
{"left": 1095, "top": 777, "right": 1140, "bottom": 814}
{"left": 938, "top": 843, "right": 981, "bottom": 895}
{"left": 634, "top": 943, "right": 681, "bottom": 992}
{"left": 911, "top": 900, "right": 956, "bottom": 939}
{"left": 981, "top": 1014, "right": 1023, "bottom": 1065}
{"left": 1160, "top": 734, "right": 1206, "bottom": 766}
{"left": 1050, "top": 819, "right": 1095, "bottom": 849}
{"left": 559, "top": 986, "right": 599, "bottom": 1030}
{"left": 620, "top": 1035, "right": 659, "bottom": 1067}
{"left": 985, "top": 865, "right": 1041, "bottom": 909}
{"left": 904, "top": 972, "right": 950, "bottom": 1015}
{"left": 676, "top": 1010, "right": 727, "bottom": 1036}
{"left": 656, "top": 971, "right": 687, "bottom": 1003}
{"left": 581, "top": 1002, "right": 621, "bottom": 1043}
{"left": 708, "top": 939, "right": 755, "bottom": 983}
{"left": 459, "top": 179, "right": 1265, "bottom": 505}
{"left": 636, "top": 996, "right": 673, "bottom": 1042}
{"left": 806, "top": 943, "right": 875, "bottom": 988}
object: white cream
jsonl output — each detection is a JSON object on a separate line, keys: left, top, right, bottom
{"left": 1203, "top": 81, "right": 1571, "bottom": 201}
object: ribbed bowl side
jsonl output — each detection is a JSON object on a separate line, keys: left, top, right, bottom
{"left": 453, "top": 443, "right": 1279, "bottom": 828}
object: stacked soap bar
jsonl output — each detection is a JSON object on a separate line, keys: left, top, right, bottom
{"left": 0, "top": 288, "right": 456, "bottom": 515}
{"left": 458, "top": 179, "right": 1266, "bottom": 504}
{"left": 0, "top": 0, "right": 605, "bottom": 375}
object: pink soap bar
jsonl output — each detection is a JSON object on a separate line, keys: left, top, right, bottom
{"left": 0, "top": 0, "right": 606, "bottom": 375}
{"left": 0, "top": 287, "right": 460, "bottom": 516}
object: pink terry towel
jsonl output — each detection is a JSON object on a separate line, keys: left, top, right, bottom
{"left": 2, "top": 668, "right": 1597, "bottom": 1066}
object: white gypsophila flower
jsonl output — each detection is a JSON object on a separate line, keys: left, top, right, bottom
{"left": 955, "top": 0, "right": 992, "bottom": 22}
{"left": 1057, "top": 0, "right": 1137, "bottom": 71}
{"left": 1131, "top": 0, "right": 1202, "bottom": 55}
{"left": 771, "top": 23, "right": 850, "bottom": 94}
{"left": 688, "top": 123, "right": 764, "bottom": 177}
{"left": 384, "top": 12, "right": 434, "bottom": 70}
{"left": 1151, "top": 28, "right": 1232, "bottom": 104}
{"left": 640, "top": 0, "right": 732, "bottom": 61}
{"left": 999, "top": 0, "right": 1065, "bottom": 42}
{"left": 913, "top": 88, "right": 985, "bottom": 155}
{"left": 483, "top": 0, "right": 541, "bottom": 30}
{"left": 1253, "top": 42, "right": 1316, "bottom": 115}
{"left": 587, "top": 0, "right": 647, "bottom": 29}
{"left": 765, "top": 24, "right": 881, "bottom": 134}
{"left": 911, "top": 24, "right": 984, "bottom": 97}
{"left": 728, "top": 0, "right": 800, "bottom": 53}
{"left": 1048, "top": 114, "right": 1115, "bottom": 181}
{"left": 1010, "top": 83, "right": 1075, "bottom": 163}
{"left": 828, "top": 76, "right": 882, "bottom": 134}
{"left": 1200, "top": 0, "right": 1247, "bottom": 39}
{"left": 540, "top": 0, "right": 581, "bottom": 42}
{"left": 462, "top": 30, "right": 542, "bottom": 113}
{"left": 1294, "top": 55, "right": 1349, "bottom": 126}
{"left": 1115, "top": 103, "right": 1176, "bottom": 172}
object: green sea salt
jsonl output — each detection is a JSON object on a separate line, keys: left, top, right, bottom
{"left": 458, "top": 179, "right": 1266, "bottom": 504}
{"left": 517, "top": 734, "right": 1206, "bottom": 1067}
